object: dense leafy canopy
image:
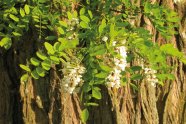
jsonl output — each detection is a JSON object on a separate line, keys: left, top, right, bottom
{"left": 0, "top": 0, "right": 185, "bottom": 123}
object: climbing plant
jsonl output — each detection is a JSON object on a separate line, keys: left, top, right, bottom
{"left": 0, "top": 0, "right": 185, "bottom": 123}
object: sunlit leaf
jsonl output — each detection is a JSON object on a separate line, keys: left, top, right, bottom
{"left": 24, "top": 4, "right": 30, "bottom": 14}
{"left": 9, "top": 14, "right": 19, "bottom": 22}
{"left": 19, "top": 64, "right": 31, "bottom": 72}
{"left": 31, "top": 70, "right": 39, "bottom": 79}
{"left": 36, "top": 51, "right": 47, "bottom": 60}
{"left": 44, "top": 42, "right": 55, "bottom": 54}
{"left": 30, "top": 57, "right": 40, "bottom": 66}
{"left": 81, "top": 108, "right": 89, "bottom": 123}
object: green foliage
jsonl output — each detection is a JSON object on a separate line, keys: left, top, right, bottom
{"left": 81, "top": 108, "right": 89, "bottom": 123}
{"left": 1, "top": 0, "right": 185, "bottom": 122}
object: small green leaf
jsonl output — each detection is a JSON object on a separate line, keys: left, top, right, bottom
{"left": 31, "top": 70, "right": 40, "bottom": 79}
{"left": 36, "top": 51, "right": 47, "bottom": 60}
{"left": 80, "top": 8, "right": 85, "bottom": 15}
{"left": 58, "top": 27, "right": 65, "bottom": 34}
{"left": 20, "top": 74, "right": 29, "bottom": 82}
{"left": 24, "top": 4, "right": 30, "bottom": 14}
{"left": 41, "top": 59, "right": 51, "bottom": 70}
{"left": 45, "top": 36, "right": 57, "bottom": 41}
{"left": 30, "top": 57, "right": 40, "bottom": 66}
{"left": 19, "top": 64, "right": 31, "bottom": 72}
{"left": 92, "top": 88, "right": 102, "bottom": 99}
{"left": 81, "top": 108, "right": 89, "bottom": 123}
{"left": 99, "top": 19, "right": 106, "bottom": 34}
{"left": 20, "top": 8, "right": 25, "bottom": 17}
{"left": 131, "top": 74, "right": 143, "bottom": 80}
{"left": 9, "top": 14, "right": 19, "bottom": 22}
{"left": 80, "top": 15, "right": 90, "bottom": 23}
{"left": 0, "top": 37, "right": 11, "bottom": 47}
{"left": 53, "top": 42, "right": 61, "bottom": 52}
{"left": 36, "top": 67, "right": 45, "bottom": 77}
{"left": 90, "top": 49, "right": 106, "bottom": 56}
{"left": 88, "top": 10, "right": 93, "bottom": 19}
{"left": 80, "top": 21, "right": 89, "bottom": 28}
{"left": 95, "top": 72, "right": 108, "bottom": 78}
{"left": 99, "top": 64, "right": 112, "bottom": 72}
{"left": 59, "top": 21, "right": 68, "bottom": 27}
{"left": 50, "top": 55, "right": 60, "bottom": 64}
{"left": 12, "top": 32, "right": 21, "bottom": 36}
{"left": 130, "top": 66, "right": 142, "bottom": 72}
{"left": 44, "top": 42, "right": 55, "bottom": 54}
{"left": 67, "top": 11, "right": 73, "bottom": 20}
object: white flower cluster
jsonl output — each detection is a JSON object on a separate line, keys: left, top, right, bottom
{"left": 61, "top": 62, "right": 85, "bottom": 94}
{"left": 144, "top": 67, "right": 158, "bottom": 87}
{"left": 106, "top": 40, "right": 127, "bottom": 89}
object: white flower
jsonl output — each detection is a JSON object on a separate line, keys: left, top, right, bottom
{"left": 106, "top": 41, "right": 128, "bottom": 89}
{"left": 61, "top": 63, "right": 85, "bottom": 94}
{"left": 102, "top": 36, "right": 108, "bottom": 42}
{"left": 144, "top": 67, "right": 158, "bottom": 87}
{"left": 106, "top": 67, "right": 122, "bottom": 88}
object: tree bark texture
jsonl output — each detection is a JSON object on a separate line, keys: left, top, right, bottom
{"left": 0, "top": 0, "right": 185, "bottom": 124}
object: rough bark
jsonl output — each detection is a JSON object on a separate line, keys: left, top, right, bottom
{"left": 0, "top": 0, "right": 185, "bottom": 124}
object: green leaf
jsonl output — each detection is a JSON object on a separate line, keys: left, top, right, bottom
{"left": 58, "top": 27, "right": 65, "bottom": 34}
{"left": 99, "top": 19, "right": 106, "bottom": 34}
{"left": 131, "top": 74, "right": 143, "bottom": 80}
{"left": 41, "top": 59, "right": 51, "bottom": 70}
{"left": 88, "top": 10, "right": 93, "bottom": 19}
{"left": 95, "top": 72, "right": 108, "bottom": 78}
{"left": 31, "top": 70, "right": 40, "bottom": 79}
{"left": 36, "top": 51, "right": 47, "bottom": 60}
{"left": 59, "top": 21, "right": 68, "bottom": 27}
{"left": 110, "top": 23, "right": 117, "bottom": 40}
{"left": 80, "top": 21, "right": 89, "bottom": 28}
{"left": 20, "top": 8, "right": 25, "bottom": 17}
{"left": 130, "top": 66, "right": 142, "bottom": 72}
{"left": 12, "top": 32, "right": 21, "bottom": 36}
{"left": 81, "top": 108, "right": 89, "bottom": 123}
{"left": 80, "top": 8, "right": 85, "bottom": 15}
{"left": 24, "top": 4, "right": 30, "bottom": 15}
{"left": 73, "top": 10, "right": 78, "bottom": 17}
{"left": 67, "top": 11, "right": 73, "bottom": 20}
{"left": 50, "top": 55, "right": 60, "bottom": 64}
{"left": 30, "top": 57, "right": 40, "bottom": 66}
{"left": 90, "top": 49, "right": 106, "bottom": 56}
{"left": 36, "top": 67, "right": 45, "bottom": 77}
{"left": 44, "top": 42, "right": 55, "bottom": 54}
{"left": 99, "top": 64, "right": 112, "bottom": 72}
{"left": 0, "top": 37, "right": 11, "bottom": 47}
{"left": 20, "top": 74, "right": 29, "bottom": 82}
{"left": 92, "top": 87, "right": 102, "bottom": 99}
{"left": 19, "top": 64, "right": 31, "bottom": 72}
{"left": 53, "top": 42, "right": 61, "bottom": 52}
{"left": 80, "top": 15, "right": 90, "bottom": 23}
{"left": 156, "top": 74, "right": 175, "bottom": 80}
{"left": 9, "top": 14, "right": 19, "bottom": 22}
{"left": 45, "top": 36, "right": 57, "bottom": 41}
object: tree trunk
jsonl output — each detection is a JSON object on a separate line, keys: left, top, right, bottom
{"left": 0, "top": 0, "right": 185, "bottom": 124}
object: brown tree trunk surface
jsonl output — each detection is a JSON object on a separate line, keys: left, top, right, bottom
{"left": 0, "top": 0, "right": 185, "bottom": 124}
